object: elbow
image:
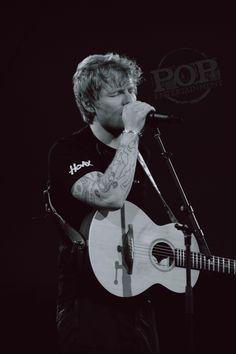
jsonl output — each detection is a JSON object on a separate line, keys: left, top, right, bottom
{"left": 110, "top": 200, "right": 125, "bottom": 210}
{"left": 71, "top": 177, "right": 126, "bottom": 210}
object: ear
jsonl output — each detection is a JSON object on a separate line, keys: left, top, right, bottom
{"left": 83, "top": 101, "right": 95, "bottom": 113}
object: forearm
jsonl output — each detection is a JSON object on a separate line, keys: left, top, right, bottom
{"left": 71, "top": 132, "right": 139, "bottom": 209}
{"left": 99, "top": 132, "right": 139, "bottom": 204}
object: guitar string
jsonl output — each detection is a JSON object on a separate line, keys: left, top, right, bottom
{"left": 135, "top": 253, "right": 235, "bottom": 272}
{"left": 131, "top": 253, "right": 235, "bottom": 272}
{"left": 133, "top": 243, "right": 236, "bottom": 265}
{"left": 134, "top": 243, "right": 234, "bottom": 260}
{"left": 131, "top": 246, "right": 236, "bottom": 270}
{"left": 134, "top": 249, "right": 236, "bottom": 266}
{"left": 134, "top": 249, "right": 236, "bottom": 268}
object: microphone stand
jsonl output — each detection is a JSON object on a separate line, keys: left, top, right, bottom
{"left": 152, "top": 126, "right": 212, "bottom": 354}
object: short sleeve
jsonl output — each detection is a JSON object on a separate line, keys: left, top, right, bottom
{"left": 48, "top": 137, "right": 101, "bottom": 195}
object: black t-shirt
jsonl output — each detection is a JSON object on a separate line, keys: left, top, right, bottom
{"left": 48, "top": 125, "right": 152, "bottom": 233}
{"left": 48, "top": 125, "right": 163, "bottom": 303}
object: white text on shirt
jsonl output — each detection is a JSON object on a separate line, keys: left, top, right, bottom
{"left": 69, "top": 161, "right": 93, "bottom": 175}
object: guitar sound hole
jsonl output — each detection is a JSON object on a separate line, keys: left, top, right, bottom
{"left": 151, "top": 242, "right": 174, "bottom": 270}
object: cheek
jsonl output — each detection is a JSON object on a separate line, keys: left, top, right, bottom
{"left": 95, "top": 97, "right": 123, "bottom": 119}
{"left": 103, "top": 101, "right": 121, "bottom": 114}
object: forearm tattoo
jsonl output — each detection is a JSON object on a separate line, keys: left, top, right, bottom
{"left": 72, "top": 134, "right": 139, "bottom": 206}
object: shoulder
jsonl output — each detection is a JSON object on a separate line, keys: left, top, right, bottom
{"left": 49, "top": 125, "right": 95, "bottom": 156}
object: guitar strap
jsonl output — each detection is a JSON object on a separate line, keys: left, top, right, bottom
{"left": 138, "top": 152, "right": 179, "bottom": 223}
{"left": 44, "top": 184, "right": 87, "bottom": 249}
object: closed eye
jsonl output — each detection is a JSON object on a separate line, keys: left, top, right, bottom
{"left": 108, "top": 90, "right": 123, "bottom": 97}
{"left": 109, "top": 87, "right": 136, "bottom": 97}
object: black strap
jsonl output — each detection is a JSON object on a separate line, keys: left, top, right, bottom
{"left": 43, "top": 184, "right": 87, "bottom": 248}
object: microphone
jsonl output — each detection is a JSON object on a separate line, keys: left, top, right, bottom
{"left": 146, "top": 111, "right": 183, "bottom": 124}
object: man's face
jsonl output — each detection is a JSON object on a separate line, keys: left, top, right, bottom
{"left": 93, "top": 77, "right": 137, "bottom": 133}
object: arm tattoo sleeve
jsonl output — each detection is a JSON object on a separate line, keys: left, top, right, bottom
{"left": 72, "top": 134, "right": 139, "bottom": 207}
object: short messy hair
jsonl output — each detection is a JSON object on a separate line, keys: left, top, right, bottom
{"left": 72, "top": 53, "right": 143, "bottom": 124}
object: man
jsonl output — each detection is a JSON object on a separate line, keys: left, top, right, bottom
{"left": 48, "top": 53, "right": 161, "bottom": 354}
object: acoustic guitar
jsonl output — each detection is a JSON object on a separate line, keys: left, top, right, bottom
{"left": 79, "top": 201, "right": 236, "bottom": 297}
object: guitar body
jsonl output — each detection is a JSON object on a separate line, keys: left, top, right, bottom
{"left": 86, "top": 201, "right": 200, "bottom": 297}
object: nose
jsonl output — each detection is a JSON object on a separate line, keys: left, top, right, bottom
{"left": 122, "top": 89, "right": 136, "bottom": 105}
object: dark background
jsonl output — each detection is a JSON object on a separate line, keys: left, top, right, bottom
{"left": 1, "top": 7, "right": 235, "bottom": 354}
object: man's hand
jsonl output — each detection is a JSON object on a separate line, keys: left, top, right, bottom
{"left": 122, "top": 101, "right": 155, "bottom": 133}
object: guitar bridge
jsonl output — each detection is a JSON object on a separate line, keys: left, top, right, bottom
{"left": 122, "top": 224, "right": 134, "bottom": 275}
